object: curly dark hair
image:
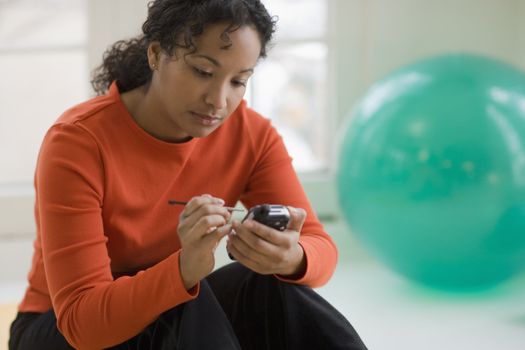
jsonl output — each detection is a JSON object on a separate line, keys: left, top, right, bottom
{"left": 91, "top": 0, "right": 277, "bottom": 95}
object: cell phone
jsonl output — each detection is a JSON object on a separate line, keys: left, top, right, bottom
{"left": 228, "top": 204, "right": 290, "bottom": 260}
{"left": 242, "top": 204, "right": 290, "bottom": 231}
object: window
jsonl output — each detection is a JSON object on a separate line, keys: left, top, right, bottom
{"left": 251, "top": 0, "right": 331, "bottom": 173}
{"left": 0, "top": 0, "right": 88, "bottom": 186}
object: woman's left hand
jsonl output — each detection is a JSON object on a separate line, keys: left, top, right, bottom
{"left": 226, "top": 206, "right": 307, "bottom": 277}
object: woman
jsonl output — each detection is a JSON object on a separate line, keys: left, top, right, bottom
{"left": 9, "top": 0, "right": 367, "bottom": 349}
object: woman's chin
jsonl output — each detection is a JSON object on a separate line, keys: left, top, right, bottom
{"left": 189, "top": 125, "right": 222, "bottom": 138}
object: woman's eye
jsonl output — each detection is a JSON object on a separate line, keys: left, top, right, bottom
{"left": 193, "top": 67, "right": 212, "bottom": 77}
{"left": 233, "top": 80, "right": 247, "bottom": 87}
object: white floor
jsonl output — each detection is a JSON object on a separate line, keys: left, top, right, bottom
{"left": 2, "top": 231, "right": 525, "bottom": 350}
{"left": 319, "top": 260, "right": 525, "bottom": 350}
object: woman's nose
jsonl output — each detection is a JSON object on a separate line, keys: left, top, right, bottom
{"left": 204, "top": 82, "right": 228, "bottom": 111}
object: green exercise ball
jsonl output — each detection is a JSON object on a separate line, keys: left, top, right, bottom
{"left": 337, "top": 54, "right": 525, "bottom": 291}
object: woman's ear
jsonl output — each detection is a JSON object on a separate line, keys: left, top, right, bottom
{"left": 147, "top": 41, "right": 162, "bottom": 70}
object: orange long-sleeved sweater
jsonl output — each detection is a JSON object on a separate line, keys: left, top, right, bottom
{"left": 18, "top": 82, "right": 338, "bottom": 349}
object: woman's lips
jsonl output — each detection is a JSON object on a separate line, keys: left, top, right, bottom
{"left": 191, "top": 112, "right": 221, "bottom": 126}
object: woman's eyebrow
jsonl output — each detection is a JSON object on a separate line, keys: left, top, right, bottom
{"left": 192, "top": 54, "right": 254, "bottom": 74}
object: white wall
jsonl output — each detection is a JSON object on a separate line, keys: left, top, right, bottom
{"left": 87, "top": 0, "right": 148, "bottom": 76}
{"left": 333, "top": 0, "right": 525, "bottom": 122}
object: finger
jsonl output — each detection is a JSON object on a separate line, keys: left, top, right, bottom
{"left": 191, "top": 205, "right": 231, "bottom": 228}
{"left": 192, "top": 214, "right": 228, "bottom": 237}
{"left": 286, "top": 206, "right": 307, "bottom": 232}
{"left": 182, "top": 200, "right": 231, "bottom": 229}
{"left": 229, "top": 231, "right": 271, "bottom": 262}
{"left": 237, "top": 219, "right": 284, "bottom": 245}
{"left": 203, "top": 224, "right": 231, "bottom": 248}
{"left": 232, "top": 221, "right": 278, "bottom": 256}
{"left": 226, "top": 238, "right": 265, "bottom": 273}
{"left": 183, "top": 195, "right": 225, "bottom": 218}
{"left": 179, "top": 195, "right": 214, "bottom": 224}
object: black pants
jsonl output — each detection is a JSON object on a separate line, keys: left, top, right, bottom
{"left": 9, "top": 263, "right": 367, "bottom": 350}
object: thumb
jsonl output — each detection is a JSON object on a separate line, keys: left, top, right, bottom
{"left": 203, "top": 223, "right": 231, "bottom": 248}
{"left": 286, "top": 206, "right": 307, "bottom": 232}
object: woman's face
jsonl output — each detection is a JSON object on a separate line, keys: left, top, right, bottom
{"left": 147, "top": 23, "right": 262, "bottom": 141}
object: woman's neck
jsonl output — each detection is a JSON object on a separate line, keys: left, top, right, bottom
{"left": 120, "top": 85, "right": 192, "bottom": 143}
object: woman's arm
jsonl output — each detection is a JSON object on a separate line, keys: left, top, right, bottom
{"left": 236, "top": 120, "right": 338, "bottom": 287}
{"left": 37, "top": 123, "right": 197, "bottom": 349}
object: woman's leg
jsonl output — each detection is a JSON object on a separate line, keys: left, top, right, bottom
{"left": 9, "top": 281, "right": 241, "bottom": 350}
{"left": 9, "top": 311, "right": 74, "bottom": 350}
{"left": 111, "top": 280, "right": 241, "bottom": 350}
{"left": 206, "top": 262, "right": 368, "bottom": 350}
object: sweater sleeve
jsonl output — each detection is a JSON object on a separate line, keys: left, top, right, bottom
{"left": 36, "top": 123, "right": 198, "bottom": 349}
{"left": 240, "top": 119, "right": 338, "bottom": 288}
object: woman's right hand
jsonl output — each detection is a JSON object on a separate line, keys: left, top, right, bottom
{"left": 177, "top": 194, "right": 231, "bottom": 290}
